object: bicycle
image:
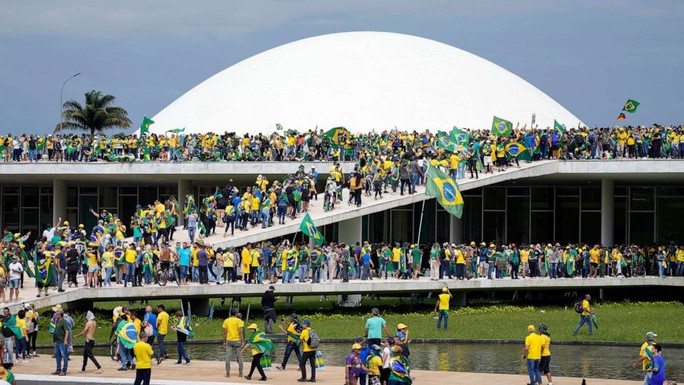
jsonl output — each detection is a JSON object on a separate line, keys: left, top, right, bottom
{"left": 156, "top": 262, "right": 181, "bottom": 286}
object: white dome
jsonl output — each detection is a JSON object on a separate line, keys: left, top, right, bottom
{"left": 152, "top": 31, "right": 582, "bottom": 135}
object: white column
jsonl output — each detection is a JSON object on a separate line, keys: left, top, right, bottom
{"left": 338, "top": 216, "right": 362, "bottom": 245}
{"left": 53, "top": 179, "right": 67, "bottom": 226}
{"left": 601, "top": 178, "right": 614, "bottom": 247}
{"left": 449, "top": 216, "right": 464, "bottom": 244}
{"left": 177, "top": 179, "right": 192, "bottom": 226}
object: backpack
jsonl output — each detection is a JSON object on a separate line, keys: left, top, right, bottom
{"left": 574, "top": 301, "right": 583, "bottom": 314}
{"left": 307, "top": 329, "right": 320, "bottom": 349}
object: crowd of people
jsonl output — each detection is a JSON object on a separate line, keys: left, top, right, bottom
{"left": 2, "top": 123, "right": 683, "bottom": 165}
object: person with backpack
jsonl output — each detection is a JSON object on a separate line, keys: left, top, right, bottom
{"left": 297, "top": 320, "right": 318, "bottom": 383}
{"left": 573, "top": 294, "right": 594, "bottom": 336}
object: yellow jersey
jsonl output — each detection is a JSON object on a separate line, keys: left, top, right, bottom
{"left": 525, "top": 333, "right": 543, "bottom": 360}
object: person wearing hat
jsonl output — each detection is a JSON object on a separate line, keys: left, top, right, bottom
{"left": 345, "top": 343, "right": 362, "bottom": 385}
{"left": 538, "top": 324, "right": 553, "bottom": 385}
{"left": 298, "top": 320, "right": 317, "bottom": 383}
{"left": 523, "top": 324, "right": 543, "bottom": 385}
{"left": 7, "top": 256, "right": 22, "bottom": 303}
{"left": 388, "top": 345, "right": 411, "bottom": 384}
{"left": 435, "top": 287, "right": 453, "bottom": 330}
{"left": 633, "top": 331, "right": 657, "bottom": 384}
{"left": 276, "top": 313, "right": 302, "bottom": 371}
{"left": 240, "top": 323, "right": 270, "bottom": 381}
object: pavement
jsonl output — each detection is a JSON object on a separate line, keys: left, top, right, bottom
{"left": 12, "top": 355, "right": 642, "bottom": 385}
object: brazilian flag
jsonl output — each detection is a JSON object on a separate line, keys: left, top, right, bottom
{"left": 505, "top": 142, "right": 532, "bottom": 161}
{"left": 1, "top": 314, "right": 23, "bottom": 339}
{"left": 165, "top": 128, "right": 185, "bottom": 134}
{"left": 323, "top": 127, "right": 350, "bottom": 146}
{"left": 176, "top": 315, "right": 195, "bottom": 338}
{"left": 284, "top": 250, "right": 299, "bottom": 273}
{"left": 491, "top": 116, "right": 513, "bottom": 137}
{"left": 117, "top": 321, "right": 138, "bottom": 349}
{"left": 300, "top": 213, "right": 324, "bottom": 246}
{"left": 425, "top": 166, "right": 464, "bottom": 218}
{"left": 140, "top": 116, "right": 154, "bottom": 135}
{"left": 34, "top": 258, "right": 55, "bottom": 286}
{"left": 622, "top": 99, "right": 640, "bottom": 113}
{"left": 450, "top": 126, "right": 470, "bottom": 145}
{"left": 249, "top": 330, "right": 275, "bottom": 353}
{"left": 553, "top": 119, "right": 566, "bottom": 134}
{"left": 436, "top": 132, "right": 456, "bottom": 152}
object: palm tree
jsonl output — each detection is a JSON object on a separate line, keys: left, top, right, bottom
{"left": 55, "top": 90, "right": 132, "bottom": 136}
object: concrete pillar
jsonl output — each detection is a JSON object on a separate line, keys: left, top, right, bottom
{"left": 66, "top": 300, "right": 93, "bottom": 313}
{"left": 183, "top": 298, "right": 210, "bottom": 317}
{"left": 449, "top": 216, "right": 464, "bottom": 244}
{"left": 454, "top": 291, "right": 466, "bottom": 307}
{"left": 601, "top": 179, "right": 614, "bottom": 247}
{"left": 177, "top": 179, "right": 192, "bottom": 226}
{"left": 53, "top": 179, "right": 67, "bottom": 226}
{"left": 338, "top": 216, "right": 362, "bottom": 245}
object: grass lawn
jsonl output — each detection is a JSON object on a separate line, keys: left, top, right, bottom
{"left": 32, "top": 299, "right": 684, "bottom": 346}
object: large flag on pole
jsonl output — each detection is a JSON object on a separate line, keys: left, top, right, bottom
{"left": 553, "top": 119, "right": 566, "bottom": 134}
{"left": 140, "top": 116, "right": 154, "bottom": 134}
{"left": 450, "top": 126, "right": 470, "bottom": 145}
{"left": 505, "top": 142, "right": 532, "bottom": 161}
{"left": 300, "top": 212, "right": 324, "bottom": 246}
{"left": 491, "top": 116, "right": 513, "bottom": 137}
{"left": 425, "top": 166, "right": 464, "bottom": 218}
{"left": 323, "top": 127, "right": 350, "bottom": 146}
{"left": 622, "top": 99, "right": 640, "bottom": 113}
{"left": 436, "top": 132, "right": 456, "bottom": 152}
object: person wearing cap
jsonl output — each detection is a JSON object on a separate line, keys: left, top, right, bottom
{"left": 388, "top": 345, "right": 411, "bottom": 384}
{"left": 435, "top": 287, "right": 452, "bottom": 330}
{"left": 362, "top": 343, "right": 383, "bottom": 385}
{"left": 52, "top": 309, "right": 70, "bottom": 376}
{"left": 133, "top": 332, "right": 154, "bottom": 385}
{"left": 345, "top": 343, "right": 362, "bottom": 385}
{"left": 572, "top": 294, "right": 594, "bottom": 336}
{"left": 298, "top": 319, "right": 317, "bottom": 382}
{"left": 222, "top": 308, "right": 244, "bottom": 378}
{"left": 276, "top": 313, "right": 302, "bottom": 371}
{"left": 240, "top": 323, "right": 268, "bottom": 381}
{"left": 538, "top": 324, "right": 553, "bottom": 385}
{"left": 633, "top": 331, "right": 657, "bottom": 384}
{"left": 523, "top": 325, "right": 543, "bottom": 385}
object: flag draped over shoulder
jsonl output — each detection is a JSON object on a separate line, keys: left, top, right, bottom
{"left": 176, "top": 314, "right": 194, "bottom": 338}
{"left": 436, "top": 132, "right": 455, "bottom": 152}
{"left": 505, "top": 142, "right": 532, "bottom": 161}
{"left": 140, "top": 116, "right": 154, "bottom": 134}
{"left": 1, "top": 314, "right": 23, "bottom": 339}
{"left": 117, "top": 321, "right": 138, "bottom": 349}
{"left": 425, "top": 166, "right": 464, "bottom": 218}
{"left": 249, "top": 330, "right": 275, "bottom": 353}
{"left": 553, "top": 119, "right": 566, "bottom": 134}
{"left": 323, "top": 127, "right": 350, "bottom": 146}
{"left": 300, "top": 213, "right": 324, "bottom": 246}
{"left": 491, "top": 116, "right": 513, "bottom": 137}
{"left": 34, "top": 258, "right": 55, "bottom": 286}
{"left": 622, "top": 99, "right": 640, "bottom": 113}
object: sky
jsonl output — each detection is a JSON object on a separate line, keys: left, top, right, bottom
{"left": 1, "top": 0, "right": 683, "bottom": 134}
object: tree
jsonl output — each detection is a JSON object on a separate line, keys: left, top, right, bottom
{"left": 55, "top": 90, "right": 132, "bottom": 136}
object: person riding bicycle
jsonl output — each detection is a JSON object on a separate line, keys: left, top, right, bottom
{"left": 158, "top": 242, "right": 177, "bottom": 274}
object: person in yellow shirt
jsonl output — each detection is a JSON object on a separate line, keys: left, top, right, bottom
{"left": 241, "top": 243, "right": 252, "bottom": 283}
{"left": 124, "top": 245, "right": 138, "bottom": 287}
{"left": 101, "top": 246, "right": 114, "bottom": 287}
{"left": 589, "top": 245, "right": 601, "bottom": 278}
{"left": 523, "top": 325, "right": 543, "bottom": 385}
{"left": 434, "top": 287, "right": 452, "bottom": 330}
{"left": 133, "top": 332, "right": 154, "bottom": 385}
{"left": 222, "top": 309, "right": 244, "bottom": 378}
{"left": 632, "top": 331, "right": 657, "bottom": 383}
{"left": 361, "top": 346, "right": 384, "bottom": 385}
{"left": 520, "top": 247, "right": 530, "bottom": 278}
{"left": 573, "top": 294, "right": 594, "bottom": 336}
{"left": 298, "top": 320, "right": 317, "bottom": 382}
{"left": 155, "top": 305, "right": 169, "bottom": 359}
{"left": 539, "top": 324, "right": 553, "bottom": 385}
{"left": 240, "top": 324, "right": 268, "bottom": 381}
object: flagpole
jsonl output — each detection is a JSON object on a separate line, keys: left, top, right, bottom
{"left": 416, "top": 164, "right": 430, "bottom": 245}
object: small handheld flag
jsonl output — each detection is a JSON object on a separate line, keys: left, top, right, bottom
{"left": 491, "top": 116, "right": 513, "bottom": 137}
{"left": 617, "top": 113, "right": 626, "bottom": 121}
{"left": 300, "top": 213, "right": 324, "bottom": 246}
{"left": 140, "top": 116, "right": 154, "bottom": 134}
{"left": 553, "top": 120, "right": 566, "bottom": 134}
{"left": 622, "top": 99, "right": 640, "bottom": 113}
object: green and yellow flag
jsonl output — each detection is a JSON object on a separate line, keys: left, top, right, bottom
{"left": 165, "top": 128, "right": 185, "bottom": 134}
{"left": 491, "top": 116, "right": 513, "bottom": 137}
{"left": 34, "top": 258, "right": 55, "bottom": 286}
{"left": 622, "top": 99, "right": 640, "bottom": 113}
{"left": 323, "top": 127, "right": 350, "bottom": 146}
{"left": 553, "top": 119, "right": 566, "bottom": 134}
{"left": 450, "top": 126, "right": 470, "bottom": 145}
{"left": 436, "top": 132, "right": 456, "bottom": 152}
{"left": 505, "top": 142, "right": 532, "bottom": 161}
{"left": 276, "top": 123, "right": 284, "bottom": 131}
{"left": 140, "top": 116, "right": 154, "bottom": 134}
{"left": 425, "top": 166, "right": 463, "bottom": 218}
{"left": 300, "top": 212, "right": 324, "bottom": 246}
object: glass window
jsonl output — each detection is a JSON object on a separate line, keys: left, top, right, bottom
{"left": 159, "top": 186, "right": 176, "bottom": 196}
{"left": 2, "top": 187, "right": 19, "bottom": 195}
{"left": 40, "top": 195, "right": 54, "bottom": 228}
{"left": 482, "top": 211, "right": 505, "bottom": 244}
{"left": 66, "top": 208, "right": 78, "bottom": 230}
{"left": 414, "top": 201, "right": 436, "bottom": 244}
{"left": 507, "top": 187, "right": 529, "bottom": 196}
{"left": 462, "top": 187, "right": 482, "bottom": 197}
{"left": 531, "top": 212, "right": 554, "bottom": 244}
{"left": 614, "top": 186, "right": 627, "bottom": 196}
{"left": 2, "top": 195, "right": 19, "bottom": 231}
{"left": 483, "top": 187, "right": 505, "bottom": 210}
{"left": 391, "top": 210, "right": 413, "bottom": 243}
{"left": 67, "top": 187, "right": 78, "bottom": 207}
{"left": 580, "top": 212, "right": 601, "bottom": 245}
{"left": 656, "top": 187, "right": 684, "bottom": 197}
{"left": 139, "top": 187, "right": 158, "bottom": 206}
{"left": 463, "top": 196, "right": 482, "bottom": 242}
{"left": 556, "top": 187, "right": 579, "bottom": 196}
{"left": 656, "top": 197, "right": 684, "bottom": 243}
{"left": 80, "top": 187, "right": 97, "bottom": 195}
{"left": 436, "top": 210, "right": 450, "bottom": 244}
{"left": 99, "top": 187, "right": 118, "bottom": 208}
{"left": 21, "top": 208, "right": 40, "bottom": 234}
{"left": 630, "top": 187, "right": 654, "bottom": 211}
{"left": 21, "top": 187, "right": 39, "bottom": 207}
{"left": 581, "top": 187, "right": 601, "bottom": 211}
{"left": 40, "top": 187, "right": 53, "bottom": 194}
{"left": 507, "top": 196, "right": 529, "bottom": 244}
{"left": 614, "top": 197, "right": 627, "bottom": 245}
{"left": 531, "top": 187, "right": 554, "bottom": 210}
{"left": 555, "top": 196, "right": 579, "bottom": 244}
{"left": 120, "top": 187, "right": 138, "bottom": 195}
{"left": 630, "top": 212, "right": 654, "bottom": 244}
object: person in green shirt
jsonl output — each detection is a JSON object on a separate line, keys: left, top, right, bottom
{"left": 52, "top": 310, "right": 70, "bottom": 376}
{"left": 429, "top": 243, "right": 440, "bottom": 280}
{"left": 409, "top": 245, "right": 422, "bottom": 280}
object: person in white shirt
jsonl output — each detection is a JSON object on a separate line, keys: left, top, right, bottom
{"left": 9, "top": 256, "right": 24, "bottom": 302}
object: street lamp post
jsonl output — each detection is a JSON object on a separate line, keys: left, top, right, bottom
{"left": 59, "top": 73, "right": 81, "bottom": 132}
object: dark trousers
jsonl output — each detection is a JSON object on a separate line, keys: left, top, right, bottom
{"left": 28, "top": 331, "right": 37, "bottom": 352}
{"left": 198, "top": 265, "right": 208, "bottom": 283}
{"left": 134, "top": 368, "right": 151, "bottom": 385}
{"left": 248, "top": 353, "right": 266, "bottom": 379}
{"left": 299, "top": 350, "right": 316, "bottom": 380}
{"left": 82, "top": 340, "right": 101, "bottom": 370}
{"left": 281, "top": 341, "right": 302, "bottom": 368}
